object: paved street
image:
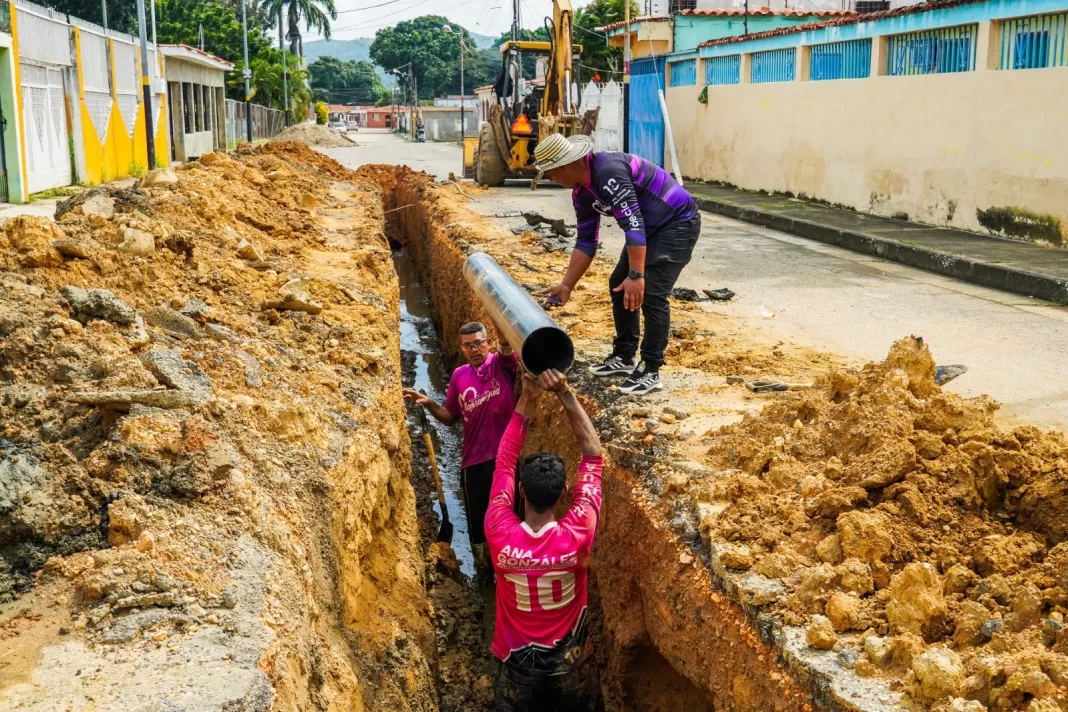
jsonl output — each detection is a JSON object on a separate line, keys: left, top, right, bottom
{"left": 323, "top": 131, "right": 1068, "bottom": 430}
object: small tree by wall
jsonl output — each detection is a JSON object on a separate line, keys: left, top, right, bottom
{"left": 314, "top": 101, "right": 329, "bottom": 125}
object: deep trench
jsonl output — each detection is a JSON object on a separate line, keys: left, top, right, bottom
{"left": 383, "top": 182, "right": 723, "bottom": 712}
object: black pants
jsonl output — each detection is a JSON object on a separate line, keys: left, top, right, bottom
{"left": 494, "top": 657, "right": 600, "bottom": 712}
{"left": 608, "top": 214, "right": 701, "bottom": 370}
{"left": 461, "top": 458, "right": 495, "bottom": 546}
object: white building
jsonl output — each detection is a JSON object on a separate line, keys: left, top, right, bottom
{"left": 433, "top": 95, "right": 479, "bottom": 108}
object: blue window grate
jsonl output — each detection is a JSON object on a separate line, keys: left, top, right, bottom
{"left": 705, "top": 55, "right": 741, "bottom": 85}
{"left": 887, "top": 25, "right": 977, "bottom": 75}
{"left": 670, "top": 59, "right": 698, "bottom": 87}
{"left": 751, "top": 48, "right": 796, "bottom": 83}
{"left": 999, "top": 12, "right": 1068, "bottom": 69}
{"left": 810, "top": 38, "right": 873, "bottom": 80}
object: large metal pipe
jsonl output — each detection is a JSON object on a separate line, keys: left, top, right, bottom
{"left": 463, "top": 253, "right": 574, "bottom": 374}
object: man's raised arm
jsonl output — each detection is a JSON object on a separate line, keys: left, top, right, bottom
{"left": 538, "top": 370, "right": 600, "bottom": 457}
{"left": 485, "top": 375, "right": 543, "bottom": 538}
{"left": 539, "top": 370, "right": 604, "bottom": 546}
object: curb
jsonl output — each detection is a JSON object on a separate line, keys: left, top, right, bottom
{"left": 693, "top": 196, "right": 1068, "bottom": 304}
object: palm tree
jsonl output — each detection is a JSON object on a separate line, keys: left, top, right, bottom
{"left": 265, "top": 0, "right": 337, "bottom": 57}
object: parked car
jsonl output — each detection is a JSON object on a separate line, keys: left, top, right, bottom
{"left": 329, "top": 121, "right": 348, "bottom": 134}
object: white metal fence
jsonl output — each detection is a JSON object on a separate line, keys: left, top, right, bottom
{"left": 580, "top": 80, "right": 623, "bottom": 152}
{"left": 224, "top": 99, "right": 286, "bottom": 149}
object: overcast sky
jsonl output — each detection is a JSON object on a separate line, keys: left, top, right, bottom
{"left": 296, "top": 0, "right": 595, "bottom": 42}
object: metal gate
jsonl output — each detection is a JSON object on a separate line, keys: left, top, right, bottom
{"left": 20, "top": 62, "right": 71, "bottom": 192}
{"left": 628, "top": 57, "right": 665, "bottom": 166}
{"left": 14, "top": 0, "right": 74, "bottom": 194}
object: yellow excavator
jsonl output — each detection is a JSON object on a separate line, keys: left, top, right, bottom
{"left": 464, "top": 0, "right": 598, "bottom": 186}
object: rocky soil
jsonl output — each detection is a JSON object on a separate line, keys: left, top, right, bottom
{"left": 274, "top": 123, "right": 358, "bottom": 148}
{"left": 0, "top": 144, "right": 435, "bottom": 710}
{"left": 692, "top": 336, "right": 1068, "bottom": 711}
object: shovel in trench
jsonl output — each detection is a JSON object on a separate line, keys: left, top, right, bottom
{"left": 417, "top": 407, "right": 454, "bottom": 544}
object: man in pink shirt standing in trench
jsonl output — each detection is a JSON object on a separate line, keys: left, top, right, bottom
{"left": 404, "top": 321, "right": 518, "bottom": 575}
{"left": 485, "top": 368, "right": 603, "bottom": 711}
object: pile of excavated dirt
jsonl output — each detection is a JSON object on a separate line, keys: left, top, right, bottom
{"left": 0, "top": 143, "right": 438, "bottom": 709}
{"left": 690, "top": 336, "right": 1068, "bottom": 710}
{"left": 273, "top": 122, "right": 357, "bottom": 148}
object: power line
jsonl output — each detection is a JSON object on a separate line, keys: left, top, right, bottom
{"left": 334, "top": 0, "right": 419, "bottom": 15}
{"left": 330, "top": 0, "right": 442, "bottom": 32}
{"left": 578, "top": 62, "right": 622, "bottom": 75}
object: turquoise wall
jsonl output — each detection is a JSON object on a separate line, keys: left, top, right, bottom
{"left": 674, "top": 15, "right": 826, "bottom": 53}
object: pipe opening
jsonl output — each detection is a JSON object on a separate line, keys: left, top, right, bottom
{"left": 522, "top": 326, "right": 575, "bottom": 374}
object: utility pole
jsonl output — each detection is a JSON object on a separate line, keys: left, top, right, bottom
{"left": 241, "top": 0, "right": 253, "bottom": 142}
{"left": 622, "top": 0, "right": 630, "bottom": 152}
{"left": 150, "top": 0, "right": 157, "bottom": 45}
{"left": 135, "top": 0, "right": 155, "bottom": 168}
{"left": 443, "top": 25, "right": 466, "bottom": 139}
{"left": 406, "top": 65, "right": 413, "bottom": 139}
{"left": 280, "top": 7, "right": 289, "bottom": 127}
{"left": 101, "top": 0, "right": 107, "bottom": 29}
{"left": 744, "top": 0, "right": 749, "bottom": 35}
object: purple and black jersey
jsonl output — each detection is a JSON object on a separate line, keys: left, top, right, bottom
{"left": 572, "top": 152, "right": 699, "bottom": 258}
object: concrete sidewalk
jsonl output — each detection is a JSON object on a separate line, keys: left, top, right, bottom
{"left": 688, "top": 183, "right": 1068, "bottom": 304}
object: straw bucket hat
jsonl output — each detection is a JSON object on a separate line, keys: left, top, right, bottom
{"left": 533, "top": 134, "right": 594, "bottom": 182}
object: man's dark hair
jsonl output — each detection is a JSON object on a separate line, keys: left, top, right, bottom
{"left": 459, "top": 322, "right": 486, "bottom": 337}
{"left": 521, "top": 453, "right": 566, "bottom": 513}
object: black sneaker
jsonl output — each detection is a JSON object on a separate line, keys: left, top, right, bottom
{"left": 619, "top": 363, "right": 663, "bottom": 395}
{"left": 589, "top": 354, "right": 637, "bottom": 377}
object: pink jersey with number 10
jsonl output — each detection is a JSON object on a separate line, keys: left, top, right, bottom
{"left": 485, "top": 412, "right": 604, "bottom": 665}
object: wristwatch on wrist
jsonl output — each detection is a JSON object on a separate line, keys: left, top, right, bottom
{"left": 628, "top": 269, "right": 645, "bottom": 280}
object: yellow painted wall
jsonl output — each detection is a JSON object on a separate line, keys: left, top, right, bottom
{"left": 667, "top": 66, "right": 1068, "bottom": 237}
{"left": 74, "top": 30, "right": 168, "bottom": 185}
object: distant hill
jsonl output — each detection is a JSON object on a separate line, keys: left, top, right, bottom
{"left": 303, "top": 38, "right": 374, "bottom": 64}
{"left": 303, "top": 32, "right": 497, "bottom": 89}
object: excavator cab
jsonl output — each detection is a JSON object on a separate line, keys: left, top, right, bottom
{"left": 465, "top": 1, "right": 597, "bottom": 187}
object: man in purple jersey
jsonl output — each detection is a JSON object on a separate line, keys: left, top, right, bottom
{"left": 535, "top": 134, "right": 701, "bottom": 395}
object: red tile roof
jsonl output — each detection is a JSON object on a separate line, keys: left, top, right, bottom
{"left": 158, "top": 44, "right": 235, "bottom": 70}
{"left": 699, "top": 0, "right": 985, "bottom": 48}
{"left": 679, "top": 7, "right": 853, "bottom": 17}
{"left": 600, "top": 14, "right": 670, "bottom": 33}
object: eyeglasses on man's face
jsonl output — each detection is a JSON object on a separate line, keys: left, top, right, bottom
{"left": 461, "top": 338, "right": 488, "bottom": 351}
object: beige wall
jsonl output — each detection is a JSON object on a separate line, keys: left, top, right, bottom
{"left": 609, "top": 23, "right": 673, "bottom": 59}
{"left": 667, "top": 66, "right": 1068, "bottom": 238}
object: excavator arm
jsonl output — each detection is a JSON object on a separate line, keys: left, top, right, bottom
{"left": 541, "top": 0, "right": 575, "bottom": 125}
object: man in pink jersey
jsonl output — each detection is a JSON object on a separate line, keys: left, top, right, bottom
{"left": 404, "top": 321, "right": 518, "bottom": 574}
{"left": 486, "top": 369, "right": 603, "bottom": 711}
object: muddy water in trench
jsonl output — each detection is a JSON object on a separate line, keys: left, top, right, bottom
{"left": 394, "top": 247, "right": 477, "bottom": 576}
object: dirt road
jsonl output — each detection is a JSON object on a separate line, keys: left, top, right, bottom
{"left": 324, "top": 131, "right": 1068, "bottom": 430}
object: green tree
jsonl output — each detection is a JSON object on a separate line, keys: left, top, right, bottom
{"left": 156, "top": 0, "right": 271, "bottom": 68}
{"left": 264, "top": 0, "right": 337, "bottom": 57}
{"left": 44, "top": 0, "right": 137, "bottom": 33}
{"left": 374, "top": 87, "right": 395, "bottom": 107}
{"left": 370, "top": 16, "right": 482, "bottom": 100}
{"left": 572, "top": 0, "right": 638, "bottom": 83}
{"left": 218, "top": 0, "right": 274, "bottom": 31}
{"left": 231, "top": 48, "right": 311, "bottom": 124}
{"left": 309, "top": 56, "right": 385, "bottom": 105}
{"left": 314, "top": 100, "right": 329, "bottom": 124}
